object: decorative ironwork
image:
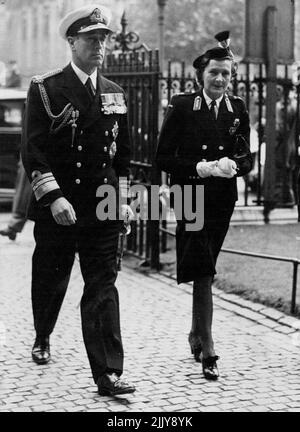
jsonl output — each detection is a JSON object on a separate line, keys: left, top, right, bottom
{"left": 108, "top": 11, "right": 149, "bottom": 52}
{"left": 103, "top": 48, "right": 160, "bottom": 268}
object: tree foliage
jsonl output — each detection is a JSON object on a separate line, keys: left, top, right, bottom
{"left": 127, "top": 0, "right": 245, "bottom": 65}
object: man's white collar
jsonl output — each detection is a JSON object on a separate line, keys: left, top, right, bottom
{"left": 71, "top": 62, "right": 97, "bottom": 89}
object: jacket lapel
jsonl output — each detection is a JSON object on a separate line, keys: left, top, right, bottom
{"left": 216, "top": 97, "right": 235, "bottom": 129}
{"left": 58, "top": 65, "right": 118, "bottom": 129}
{"left": 82, "top": 72, "right": 118, "bottom": 129}
{"left": 195, "top": 92, "right": 235, "bottom": 133}
{"left": 59, "top": 63, "right": 92, "bottom": 116}
{"left": 194, "top": 90, "right": 217, "bottom": 134}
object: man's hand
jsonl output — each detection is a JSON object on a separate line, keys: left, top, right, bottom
{"left": 50, "top": 197, "right": 77, "bottom": 225}
{"left": 120, "top": 204, "right": 135, "bottom": 223}
{"left": 196, "top": 160, "right": 218, "bottom": 178}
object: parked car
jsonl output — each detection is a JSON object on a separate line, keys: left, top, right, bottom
{"left": 0, "top": 87, "right": 27, "bottom": 203}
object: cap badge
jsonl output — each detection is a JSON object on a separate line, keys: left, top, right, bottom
{"left": 90, "top": 8, "right": 105, "bottom": 24}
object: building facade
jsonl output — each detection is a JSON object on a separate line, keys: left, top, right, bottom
{"left": 0, "top": 0, "right": 131, "bottom": 87}
{"left": 1, "top": 0, "right": 300, "bottom": 88}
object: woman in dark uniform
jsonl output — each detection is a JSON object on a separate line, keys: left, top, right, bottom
{"left": 156, "top": 33, "right": 252, "bottom": 380}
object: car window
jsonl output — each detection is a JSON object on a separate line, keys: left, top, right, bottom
{"left": 0, "top": 102, "right": 22, "bottom": 127}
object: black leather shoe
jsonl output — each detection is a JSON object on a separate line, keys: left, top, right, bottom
{"left": 202, "top": 355, "right": 219, "bottom": 380}
{"left": 32, "top": 336, "right": 51, "bottom": 365}
{"left": 97, "top": 373, "right": 136, "bottom": 396}
{"left": 188, "top": 333, "right": 202, "bottom": 362}
{"left": 0, "top": 227, "right": 17, "bottom": 240}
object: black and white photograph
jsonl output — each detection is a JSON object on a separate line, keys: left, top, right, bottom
{"left": 0, "top": 0, "right": 300, "bottom": 419}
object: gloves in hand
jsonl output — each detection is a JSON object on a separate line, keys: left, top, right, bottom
{"left": 196, "top": 157, "right": 237, "bottom": 178}
{"left": 196, "top": 160, "right": 218, "bottom": 178}
{"left": 211, "top": 166, "right": 234, "bottom": 178}
{"left": 211, "top": 157, "right": 237, "bottom": 178}
{"left": 218, "top": 157, "right": 237, "bottom": 174}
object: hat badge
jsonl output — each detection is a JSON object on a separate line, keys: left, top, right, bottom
{"left": 90, "top": 8, "right": 105, "bottom": 24}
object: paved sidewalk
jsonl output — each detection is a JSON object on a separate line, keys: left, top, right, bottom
{"left": 0, "top": 217, "right": 300, "bottom": 412}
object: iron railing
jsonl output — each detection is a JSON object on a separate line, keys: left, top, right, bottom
{"left": 103, "top": 49, "right": 161, "bottom": 267}
{"left": 221, "top": 247, "right": 299, "bottom": 314}
{"left": 160, "top": 226, "right": 299, "bottom": 315}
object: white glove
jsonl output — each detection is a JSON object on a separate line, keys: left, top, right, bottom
{"left": 218, "top": 157, "right": 237, "bottom": 174}
{"left": 211, "top": 157, "right": 237, "bottom": 178}
{"left": 211, "top": 166, "right": 234, "bottom": 178}
{"left": 196, "top": 160, "right": 218, "bottom": 178}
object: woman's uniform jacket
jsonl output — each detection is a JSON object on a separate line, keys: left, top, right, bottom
{"left": 156, "top": 90, "right": 253, "bottom": 283}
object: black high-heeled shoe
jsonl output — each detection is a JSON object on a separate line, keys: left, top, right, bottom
{"left": 188, "top": 334, "right": 202, "bottom": 362}
{"left": 202, "top": 355, "right": 219, "bottom": 380}
{"left": 191, "top": 345, "right": 202, "bottom": 362}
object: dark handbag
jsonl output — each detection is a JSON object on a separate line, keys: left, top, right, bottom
{"left": 233, "top": 134, "right": 253, "bottom": 175}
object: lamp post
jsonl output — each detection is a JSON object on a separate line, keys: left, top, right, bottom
{"left": 157, "top": 0, "right": 168, "bottom": 72}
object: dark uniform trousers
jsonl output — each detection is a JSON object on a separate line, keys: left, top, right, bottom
{"left": 32, "top": 218, "right": 123, "bottom": 382}
{"left": 22, "top": 65, "right": 132, "bottom": 382}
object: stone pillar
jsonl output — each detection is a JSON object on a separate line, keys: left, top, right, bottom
{"left": 295, "top": 0, "right": 300, "bottom": 61}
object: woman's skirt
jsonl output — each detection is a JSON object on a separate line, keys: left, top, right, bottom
{"left": 176, "top": 205, "right": 234, "bottom": 284}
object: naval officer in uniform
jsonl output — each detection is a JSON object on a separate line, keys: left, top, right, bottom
{"left": 156, "top": 32, "right": 252, "bottom": 380}
{"left": 21, "top": 4, "right": 135, "bottom": 396}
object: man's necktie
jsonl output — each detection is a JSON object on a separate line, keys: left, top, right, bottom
{"left": 85, "top": 77, "right": 96, "bottom": 98}
{"left": 210, "top": 100, "right": 217, "bottom": 121}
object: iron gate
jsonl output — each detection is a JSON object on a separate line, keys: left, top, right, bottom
{"left": 103, "top": 50, "right": 161, "bottom": 268}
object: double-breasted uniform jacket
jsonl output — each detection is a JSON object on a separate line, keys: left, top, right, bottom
{"left": 156, "top": 89, "right": 252, "bottom": 208}
{"left": 21, "top": 63, "right": 131, "bottom": 225}
{"left": 156, "top": 90, "right": 253, "bottom": 283}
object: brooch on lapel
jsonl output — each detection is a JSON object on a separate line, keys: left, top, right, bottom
{"left": 112, "top": 121, "right": 119, "bottom": 140}
{"left": 101, "top": 93, "right": 127, "bottom": 115}
{"left": 109, "top": 121, "right": 118, "bottom": 159}
{"left": 109, "top": 141, "right": 117, "bottom": 159}
{"left": 229, "top": 118, "right": 240, "bottom": 135}
{"left": 193, "top": 96, "right": 202, "bottom": 111}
